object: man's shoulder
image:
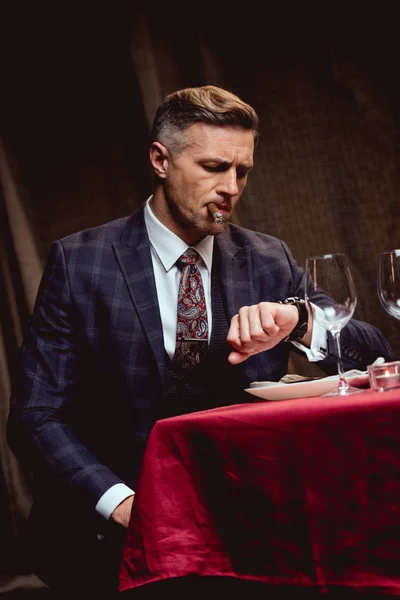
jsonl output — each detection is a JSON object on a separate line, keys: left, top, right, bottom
{"left": 224, "top": 222, "right": 288, "bottom": 254}
{"left": 59, "top": 215, "right": 132, "bottom": 249}
{"left": 45, "top": 206, "right": 147, "bottom": 269}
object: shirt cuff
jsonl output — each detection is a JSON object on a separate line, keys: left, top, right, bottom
{"left": 95, "top": 483, "right": 135, "bottom": 520}
{"left": 291, "top": 303, "right": 328, "bottom": 362}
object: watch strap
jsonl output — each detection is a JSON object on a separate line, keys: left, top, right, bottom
{"left": 279, "top": 296, "right": 308, "bottom": 342}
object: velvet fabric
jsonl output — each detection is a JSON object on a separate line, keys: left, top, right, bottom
{"left": 120, "top": 389, "right": 400, "bottom": 596}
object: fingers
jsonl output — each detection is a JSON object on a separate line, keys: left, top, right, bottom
{"left": 227, "top": 304, "right": 280, "bottom": 359}
{"left": 227, "top": 305, "right": 280, "bottom": 346}
{"left": 228, "top": 348, "right": 258, "bottom": 365}
{"left": 226, "top": 302, "right": 299, "bottom": 364}
{"left": 258, "top": 304, "right": 281, "bottom": 337}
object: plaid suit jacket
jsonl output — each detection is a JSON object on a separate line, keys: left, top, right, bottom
{"left": 7, "top": 203, "right": 393, "bottom": 586}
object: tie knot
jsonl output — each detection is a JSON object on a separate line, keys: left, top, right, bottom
{"left": 176, "top": 248, "right": 199, "bottom": 270}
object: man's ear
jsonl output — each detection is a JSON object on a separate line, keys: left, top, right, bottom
{"left": 149, "top": 142, "right": 169, "bottom": 179}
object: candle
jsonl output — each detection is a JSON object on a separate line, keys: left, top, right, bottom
{"left": 368, "top": 361, "right": 400, "bottom": 392}
{"left": 374, "top": 373, "right": 400, "bottom": 389}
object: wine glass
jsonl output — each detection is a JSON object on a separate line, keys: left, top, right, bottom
{"left": 304, "top": 253, "right": 363, "bottom": 396}
{"left": 377, "top": 250, "right": 400, "bottom": 320}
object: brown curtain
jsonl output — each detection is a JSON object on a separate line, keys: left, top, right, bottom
{"left": 1, "top": 0, "right": 399, "bottom": 584}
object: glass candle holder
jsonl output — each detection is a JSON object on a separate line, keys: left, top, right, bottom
{"left": 368, "top": 361, "right": 400, "bottom": 392}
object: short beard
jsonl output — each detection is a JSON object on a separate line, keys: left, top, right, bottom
{"left": 164, "top": 185, "right": 224, "bottom": 239}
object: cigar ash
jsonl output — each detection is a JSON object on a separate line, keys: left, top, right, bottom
{"left": 207, "top": 203, "right": 224, "bottom": 224}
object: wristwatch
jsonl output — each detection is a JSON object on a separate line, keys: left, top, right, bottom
{"left": 279, "top": 296, "right": 309, "bottom": 342}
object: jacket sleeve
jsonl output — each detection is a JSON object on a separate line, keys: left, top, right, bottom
{"left": 6, "top": 240, "right": 123, "bottom": 506}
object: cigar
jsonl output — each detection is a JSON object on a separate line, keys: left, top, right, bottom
{"left": 207, "top": 202, "right": 224, "bottom": 224}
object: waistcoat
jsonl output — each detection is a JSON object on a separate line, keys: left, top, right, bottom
{"left": 157, "top": 254, "right": 252, "bottom": 420}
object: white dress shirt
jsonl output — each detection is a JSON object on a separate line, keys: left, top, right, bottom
{"left": 144, "top": 197, "right": 214, "bottom": 359}
{"left": 95, "top": 197, "right": 328, "bottom": 519}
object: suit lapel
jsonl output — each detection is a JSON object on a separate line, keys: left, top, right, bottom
{"left": 216, "top": 230, "right": 255, "bottom": 318}
{"left": 215, "top": 230, "right": 258, "bottom": 383}
{"left": 113, "top": 207, "right": 167, "bottom": 383}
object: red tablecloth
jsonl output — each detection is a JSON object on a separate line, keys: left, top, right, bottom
{"left": 119, "top": 389, "right": 400, "bottom": 595}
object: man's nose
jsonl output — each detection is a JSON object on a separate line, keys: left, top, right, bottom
{"left": 217, "top": 170, "right": 239, "bottom": 197}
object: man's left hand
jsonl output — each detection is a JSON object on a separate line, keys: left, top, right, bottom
{"left": 227, "top": 302, "right": 299, "bottom": 364}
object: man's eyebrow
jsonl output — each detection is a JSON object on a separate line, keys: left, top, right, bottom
{"left": 202, "top": 157, "right": 230, "bottom": 164}
{"left": 203, "top": 157, "right": 253, "bottom": 170}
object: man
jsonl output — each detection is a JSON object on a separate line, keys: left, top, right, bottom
{"left": 7, "top": 85, "right": 393, "bottom": 597}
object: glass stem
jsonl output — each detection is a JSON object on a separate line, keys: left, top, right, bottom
{"left": 331, "top": 330, "right": 348, "bottom": 392}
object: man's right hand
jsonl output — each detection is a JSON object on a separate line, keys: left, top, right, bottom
{"left": 110, "top": 494, "right": 135, "bottom": 528}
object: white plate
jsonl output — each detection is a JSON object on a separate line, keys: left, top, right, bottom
{"left": 245, "top": 373, "right": 369, "bottom": 401}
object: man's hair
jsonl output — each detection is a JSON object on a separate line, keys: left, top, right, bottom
{"left": 151, "top": 85, "right": 259, "bottom": 156}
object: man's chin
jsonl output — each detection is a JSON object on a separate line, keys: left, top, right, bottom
{"left": 186, "top": 214, "right": 228, "bottom": 238}
{"left": 211, "top": 224, "right": 225, "bottom": 236}
{"left": 201, "top": 222, "right": 226, "bottom": 237}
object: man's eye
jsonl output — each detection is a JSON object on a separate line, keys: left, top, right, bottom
{"left": 204, "top": 165, "right": 226, "bottom": 172}
{"left": 237, "top": 170, "right": 249, "bottom": 179}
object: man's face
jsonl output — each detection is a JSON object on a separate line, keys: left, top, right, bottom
{"left": 150, "top": 123, "right": 255, "bottom": 244}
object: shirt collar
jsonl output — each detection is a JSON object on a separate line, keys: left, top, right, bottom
{"left": 144, "top": 196, "right": 214, "bottom": 273}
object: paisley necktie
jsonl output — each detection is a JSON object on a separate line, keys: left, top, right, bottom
{"left": 173, "top": 248, "right": 208, "bottom": 370}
